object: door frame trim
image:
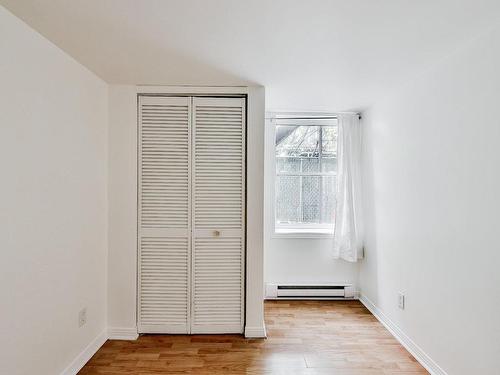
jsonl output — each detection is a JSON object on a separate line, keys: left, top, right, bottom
{"left": 137, "top": 90, "right": 248, "bottom": 335}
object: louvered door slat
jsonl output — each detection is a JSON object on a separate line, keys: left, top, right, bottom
{"left": 191, "top": 97, "right": 245, "bottom": 334}
{"left": 138, "top": 96, "right": 191, "bottom": 334}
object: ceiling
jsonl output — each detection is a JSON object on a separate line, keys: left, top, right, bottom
{"left": 2, "top": 0, "right": 500, "bottom": 111}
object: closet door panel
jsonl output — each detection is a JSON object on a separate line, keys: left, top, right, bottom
{"left": 192, "top": 97, "right": 245, "bottom": 334}
{"left": 138, "top": 96, "right": 191, "bottom": 333}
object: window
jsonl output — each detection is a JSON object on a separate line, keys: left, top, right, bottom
{"left": 274, "top": 117, "right": 337, "bottom": 235}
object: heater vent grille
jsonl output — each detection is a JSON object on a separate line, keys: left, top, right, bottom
{"left": 266, "top": 283, "right": 355, "bottom": 300}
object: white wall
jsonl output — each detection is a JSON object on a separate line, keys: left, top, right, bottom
{"left": 107, "top": 85, "right": 138, "bottom": 333}
{"left": 360, "top": 26, "right": 500, "bottom": 375}
{"left": 265, "top": 238, "right": 359, "bottom": 285}
{"left": 263, "top": 119, "right": 359, "bottom": 286}
{"left": 107, "top": 86, "right": 266, "bottom": 337}
{"left": 0, "top": 6, "right": 108, "bottom": 375}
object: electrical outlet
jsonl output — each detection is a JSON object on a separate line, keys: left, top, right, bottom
{"left": 398, "top": 293, "right": 405, "bottom": 310}
{"left": 78, "top": 308, "right": 87, "bottom": 327}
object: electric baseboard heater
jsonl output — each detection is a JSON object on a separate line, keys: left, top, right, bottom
{"left": 265, "top": 283, "right": 355, "bottom": 300}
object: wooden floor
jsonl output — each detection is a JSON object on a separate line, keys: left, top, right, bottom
{"left": 80, "top": 300, "right": 427, "bottom": 374}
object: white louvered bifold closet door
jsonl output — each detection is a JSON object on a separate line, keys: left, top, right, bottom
{"left": 138, "top": 96, "right": 191, "bottom": 334}
{"left": 191, "top": 97, "right": 246, "bottom": 334}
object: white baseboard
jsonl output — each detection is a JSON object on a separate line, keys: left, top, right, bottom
{"left": 108, "top": 327, "right": 139, "bottom": 340}
{"left": 244, "top": 324, "right": 267, "bottom": 338}
{"left": 60, "top": 330, "right": 107, "bottom": 375}
{"left": 359, "top": 294, "right": 448, "bottom": 375}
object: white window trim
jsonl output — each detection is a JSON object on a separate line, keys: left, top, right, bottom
{"left": 274, "top": 225, "right": 333, "bottom": 239}
{"left": 266, "top": 112, "right": 337, "bottom": 239}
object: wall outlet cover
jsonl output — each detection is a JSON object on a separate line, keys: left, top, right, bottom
{"left": 398, "top": 293, "right": 405, "bottom": 310}
{"left": 79, "top": 308, "right": 87, "bottom": 327}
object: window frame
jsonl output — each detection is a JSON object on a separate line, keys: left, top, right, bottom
{"left": 269, "top": 114, "right": 337, "bottom": 238}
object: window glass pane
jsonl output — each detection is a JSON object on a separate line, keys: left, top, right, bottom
{"left": 302, "top": 176, "right": 320, "bottom": 223}
{"left": 322, "top": 126, "right": 337, "bottom": 173}
{"left": 276, "top": 157, "right": 301, "bottom": 173}
{"left": 302, "top": 157, "right": 319, "bottom": 173}
{"left": 321, "top": 157, "right": 337, "bottom": 173}
{"left": 322, "top": 126, "right": 337, "bottom": 156}
{"left": 275, "top": 176, "right": 300, "bottom": 224}
{"left": 321, "top": 175, "right": 336, "bottom": 224}
{"left": 275, "top": 122, "right": 337, "bottom": 229}
{"left": 276, "top": 125, "right": 320, "bottom": 158}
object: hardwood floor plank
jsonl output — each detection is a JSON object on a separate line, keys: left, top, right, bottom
{"left": 80, "top": 300, "right": 427, "bottom": 374}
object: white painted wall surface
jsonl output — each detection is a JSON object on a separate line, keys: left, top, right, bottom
{"left": 265, "top": 238, "right": 359, "bottom": 285}
{"left": 360, "top": 25, "right": 500, "bottom": 375}
{"left": 263, "top": 119, "right": 359, "bottom": 286}
{"left": 244, "top": 87, "right": 266, "bottom": 336}
{"left": 107, "top": 86, "right": 266, "bottom": 337}
{"left": 107, "top": 85, "right": 138, "bottom": 333}
{"left": 0, "top": 6, "right": 108, "bottom": 375}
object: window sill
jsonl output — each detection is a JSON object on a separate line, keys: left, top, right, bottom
{"left": 273, "top": 228, "right": 334, "bottom": 239}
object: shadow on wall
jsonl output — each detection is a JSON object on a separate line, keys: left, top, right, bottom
{"left": 93, "top": 12, "right": 261, "bottom": 86}
{"left": 1, "top": 0, "right": 261, "bottom": 86}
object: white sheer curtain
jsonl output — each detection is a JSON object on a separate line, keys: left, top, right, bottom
{"left": 333, "top": 113, "right": 364, "bottom": 262}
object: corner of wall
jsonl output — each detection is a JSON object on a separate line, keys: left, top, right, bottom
{"left": 244, "top": 324, "right": 267, "bottom": 338}
{"left": 59, "top": 331, "right": 108, "bottom": 375}
{"left": 359, "top": 295, "right": 448, "bottom": 375}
